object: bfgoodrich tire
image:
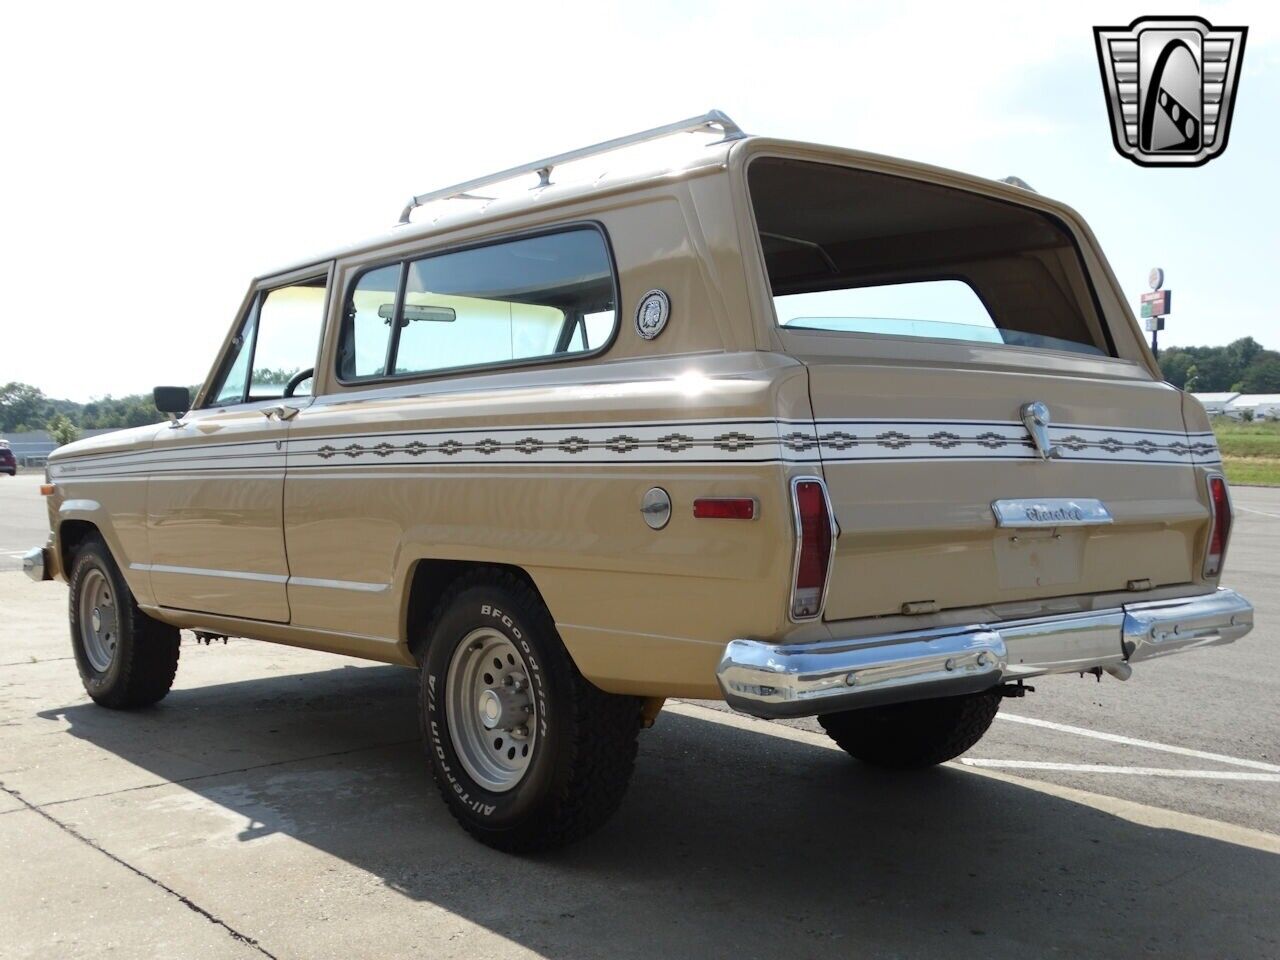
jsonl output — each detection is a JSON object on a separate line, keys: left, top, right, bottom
{"left": 68, "top": 536, "right": 180, "bottom": 708}
{"left": 420, "top": 569, "right": 643, "bottom": 852}
{"left": 818, "top": 689, "right": 1002, "bottom": 769}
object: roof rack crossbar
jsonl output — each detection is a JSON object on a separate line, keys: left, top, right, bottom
{"left": 397, "top": 109, "right": 746, "bottom": 224}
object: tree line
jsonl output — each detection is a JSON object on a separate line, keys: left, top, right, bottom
{"left": 1158, "top": 337, "right": 1280, "bottom": 393}
{"left": 2, "top": 370, "right": 302, "bottom": 444}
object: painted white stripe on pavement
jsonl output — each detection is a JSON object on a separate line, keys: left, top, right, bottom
{"left": 1236, "top": 504, "right": 1280, "bottom": 520}
{"left": 665, "top": 700, "right": 1280, "bottom": 854}
{"left": 996, "top": 713, "right": 1280, "bottom": 772}
{"left": 959, "top": 760, "right": 1280, "bottom": 781}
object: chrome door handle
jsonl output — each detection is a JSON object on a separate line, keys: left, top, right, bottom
{"left": 276, "top": 405, "right": 300, "bottom": 421}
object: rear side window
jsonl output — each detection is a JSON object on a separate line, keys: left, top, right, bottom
{"left": 749, "top": 158, "right": 1112, "bottom": 357}
{"left": 337, "top": 227, "right": 616, "bottom": 382}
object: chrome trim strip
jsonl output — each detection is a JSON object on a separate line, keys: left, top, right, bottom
{"left": 992, "top": 498, "right": 1114, "bottom": 528}
{"left": 131, "top": 563, "right": 289, "bottom": 584}
{"left": 288, "top": 575, "right": 390, "bottom": 593}
{"left": 718, "top": 588, "right": 1254, "bottom": 718}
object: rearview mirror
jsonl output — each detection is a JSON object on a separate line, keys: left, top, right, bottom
{"left": 153, "top": 386, "right": 191, "bottom": 419}
{"left": 377, "top": 303, "right": 457, "bottom": 324}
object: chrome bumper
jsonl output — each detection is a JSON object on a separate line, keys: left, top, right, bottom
{"left": 22, "top": 546, "right": 51, "bottom": 583}
{"left": 717, "top": 589, "right": 1254, "bottom": 718}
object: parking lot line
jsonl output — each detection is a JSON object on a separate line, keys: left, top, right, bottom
{"left": 1235, "top": 504, "right": 1280, "bottom": 520}
{"left": 958, "top": 760, "right": 1280, "bottom": 781}
{"left": 996, "top": 713, "right": 1280, "bottom": 772}
{"left": 666, "top": 700, "right": 1280, "bottom": 855}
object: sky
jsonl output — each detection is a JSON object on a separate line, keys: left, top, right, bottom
{"left": 0, "top": 0, "right": 1276, "bottom": 401}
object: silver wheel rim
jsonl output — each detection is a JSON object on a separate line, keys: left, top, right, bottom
{"left": 78, "top": 568, "right": 118, "bottom": 673}
{"left": 445, "top": 627, "right": 537, "bottom": 793}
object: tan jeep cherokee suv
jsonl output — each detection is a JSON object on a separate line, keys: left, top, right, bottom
{"left": 25, "top": 111, "right": 1253, "bottom": 851}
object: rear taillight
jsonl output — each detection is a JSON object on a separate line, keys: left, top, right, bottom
{"left": 1204, "top": 473, "right": 1233, "bottom": 578}
{"left": 790, "top": 477, "right": 835, "bottom": 620}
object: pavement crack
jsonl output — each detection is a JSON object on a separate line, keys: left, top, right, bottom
{"left": 0, "top": 780, "right": 279, "bottom": 959}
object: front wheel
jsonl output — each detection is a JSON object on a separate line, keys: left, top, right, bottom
{"left": 68, "top": 536, "right": 180, "bottom": 708}
{"left": 818, "top": 689, "right": 1002, "bottom": 769}
{"left": 419, "top": 570, "right": 643, "bottom": 852}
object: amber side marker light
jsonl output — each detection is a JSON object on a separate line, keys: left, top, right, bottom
{"left": 693, "top": 497, "right": 757, "bottom": 520}
{"left": 40, "top": 484, "right": 55, "bottom": 496}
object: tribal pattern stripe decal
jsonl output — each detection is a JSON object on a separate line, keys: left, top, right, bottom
{"left": 46, "top": 420, "right": 1221, "bottom": 478}
{"left": 293, "top": 422, "right": 819, "bottom": 467}
{"left": 812, "top": 422, "right": 1221, "bottom": 465}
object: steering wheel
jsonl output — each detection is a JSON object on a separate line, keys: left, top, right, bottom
{"left": 284, "top": 367, "right": 314, "bottom": 397}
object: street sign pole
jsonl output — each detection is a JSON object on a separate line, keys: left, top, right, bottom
{"left": 1142, "top": 268, "right": 1168, "bottom": 359}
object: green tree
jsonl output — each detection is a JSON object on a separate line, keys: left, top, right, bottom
{"left": 1239, "top": 354, "right": 1280, "bottom": 393}
{"left": 0, "top": 382, "right": 49, "bottom": 432}
{"left": 46, "top": 413, "right": 81, "bottom": 446}
{"left": 1158, "top": 350, "right": 1195, "bottom": 388}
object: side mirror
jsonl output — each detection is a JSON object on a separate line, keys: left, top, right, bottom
{"left": 153, "top": 386, "right": 191, "bottom": 422}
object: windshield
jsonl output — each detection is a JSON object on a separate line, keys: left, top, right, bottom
{"left": 749, "top": 158, "right": 1111, "bottom": 357}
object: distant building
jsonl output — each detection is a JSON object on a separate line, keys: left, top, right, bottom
{"left": 0, "top": 428, "right": 115, "bottom": 465}
{"left": 1191, "top": 392, "right": 1241, "bottom": 416}
{"left": 1227, "top": 394, "right": 1280, "bottom": 421}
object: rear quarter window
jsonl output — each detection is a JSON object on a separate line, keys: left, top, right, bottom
{"left": 749, "top": 158, "right": 1112, "bottom": 358}
{"left": 337, "top": 226, "right": 618, "bottom": 383}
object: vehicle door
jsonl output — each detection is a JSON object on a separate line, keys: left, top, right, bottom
{"left": 145, "top": 266, "right": 330, "bottom": 622}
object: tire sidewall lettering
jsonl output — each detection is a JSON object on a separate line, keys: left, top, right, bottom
{"left": 423, "top": 590, "right": 557, "bottom": 825}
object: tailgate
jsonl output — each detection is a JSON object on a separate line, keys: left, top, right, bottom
{"left": 802, "top": 357, "right": 1211, "bottom": 621}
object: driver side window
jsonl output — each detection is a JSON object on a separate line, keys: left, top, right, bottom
{"left": 208, "top": 275, "right": 327, "bottom": 406}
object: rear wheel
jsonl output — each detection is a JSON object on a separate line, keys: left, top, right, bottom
{"left": 818, "top": 689, "right": 1002, "bottom": 769}
{"left": 419, "top": 569, "right": 643, "bottom": 852}
{"left": 68, "top": 536, "right": 180, "bottom": 708}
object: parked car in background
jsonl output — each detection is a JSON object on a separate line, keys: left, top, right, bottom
{"left": 0, "top": 440, "right": 16, "bottom": 476}
{"left": 25, "top": 111, "right": 1254, "bottom": 852}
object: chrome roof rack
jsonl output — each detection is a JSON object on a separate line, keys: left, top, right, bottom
{"left": 397, "top": 109, "right": 746, "bottom": 224}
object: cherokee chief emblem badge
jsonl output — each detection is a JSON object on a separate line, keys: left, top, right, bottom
{"left": 1094, "top": 16, "right": 1247, "bottom": 167}
{"left": 635, "top": 289, "right": 671, "bottom": 340}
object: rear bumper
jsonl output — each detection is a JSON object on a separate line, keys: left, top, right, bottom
{"left": 717, "top": 588, "right": 1254, "bottom": 718}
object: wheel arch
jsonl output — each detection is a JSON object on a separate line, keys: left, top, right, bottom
{"left": 55, "top": 512, "right": 154, "bottom": 606}
{"left": 400, "top": 558, "right": 548, "bottom": 664}
{"left": 58, "top": 517, "right": 103, "bottom": 573}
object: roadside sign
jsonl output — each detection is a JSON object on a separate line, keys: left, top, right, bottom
{"left": 1140, "top": 290, "right": 1171, "bottom": 318}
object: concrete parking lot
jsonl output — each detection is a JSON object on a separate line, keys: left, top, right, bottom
{"left": 1, "top": 471, "right": 1276, "bottom": 959}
